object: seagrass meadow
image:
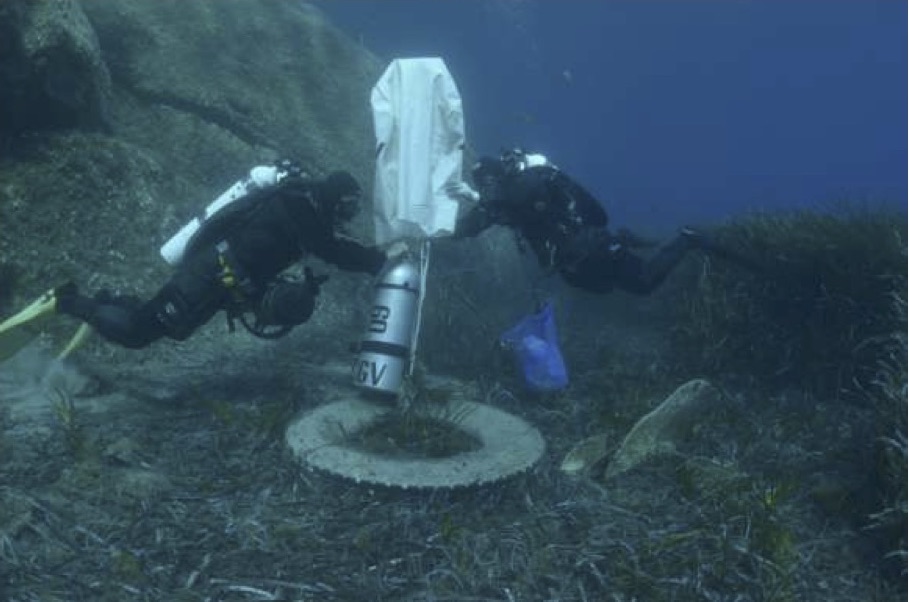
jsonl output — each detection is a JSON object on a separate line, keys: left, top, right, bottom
{"left": 0, "top": 206, "right": 905, "bottom": 601}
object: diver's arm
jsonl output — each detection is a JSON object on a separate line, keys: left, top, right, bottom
{"left": 451, "top": 204, "right": 495, "bottom": 239}
{"left": 443, "top": 180, "right": 493, "bottom": 239}
{"left": 319, "top": 234, "right": 387, "bottom": 275}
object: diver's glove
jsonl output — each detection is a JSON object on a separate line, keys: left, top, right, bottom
{"left": 444, "top": 180, "right": 480, "bottom": 203}
{"left": 304, "top": 267, "right": 329, "bottom": 296}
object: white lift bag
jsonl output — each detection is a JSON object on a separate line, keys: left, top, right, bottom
{"left": 353, "top": 57, "right": 468, "bottom": 395}
{"left": 370, "top": 57, "right": 464, "bottom": 245}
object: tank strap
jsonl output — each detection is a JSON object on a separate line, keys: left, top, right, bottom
{"left": 214, "top": 241, "right": 260, "bottom": 329}
{"left": 408, "top": 240, "right": 431, "bottom": 378}
{"left": 215, "top": 242, "right": 254, "bottom": 292}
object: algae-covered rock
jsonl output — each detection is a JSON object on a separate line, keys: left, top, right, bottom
{"left": 79, "top": 0, "right": 382, "bottom": 186}
{"left": 605, "top": 379, "right": 722, "bottom": 479}
{"left": 560, "top": 432, "right": 611, "bottom": 475}
{"left": 0, "top": 0, "right": 111, "bottom": 134}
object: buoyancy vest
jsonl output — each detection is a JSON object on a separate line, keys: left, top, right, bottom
{"left": 160, "top": 165, "right": 284, "bottom": 265}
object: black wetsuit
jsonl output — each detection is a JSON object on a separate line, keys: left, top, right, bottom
{"left": 455, "top": 161, "right": 695, "bottom": 295}
{"left": 59, "top": 176, "right": 385, "bottom": 348}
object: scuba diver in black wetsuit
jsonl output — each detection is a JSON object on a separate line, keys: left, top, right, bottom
{"left": 52, "top": 164, "right": 396, "bottom": 349}
{"left": 450, "top": 148, "right": 754, "bottom": 295}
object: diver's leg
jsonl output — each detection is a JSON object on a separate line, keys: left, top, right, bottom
{"left": 557, "top": 229, "right": 693, "bottom": 296}
{"left": 151, "top": 259, "right": 228, "bottom": 340}
{"left": 557, "top": 230, "right": 618, "bottom": 293}
{"left": 56, "top": 272, "right": 224, "bottom": 348}
{"left": 147, "top": 281, "right": 221, "bottom": 342}
{"left": 632, "top": 233, "right": 695, "bottom": 294}
{"left": 56, "top": 285, "right": 166, "bottom": 349}
{"left": 580, "top": 231, "right": 694, "bottom": 296}
{"left": 618, "top": 226, "right": 767, "bottom": 294}
{"left": 604, "top": 249, "right": 655, "bottom": 295}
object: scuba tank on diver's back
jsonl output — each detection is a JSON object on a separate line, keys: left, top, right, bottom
{"left": 352, "top": 257, "right": 421, "bottom": 395}
{"left": 159, "top": 160, "right": 303, "bottom": 266}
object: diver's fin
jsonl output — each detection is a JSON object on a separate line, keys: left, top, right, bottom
{"left": 58, "top": 323, "right": 92, "bottom": 360}
{"left": 0, "top": 288, "right": 59, "bottom": 362}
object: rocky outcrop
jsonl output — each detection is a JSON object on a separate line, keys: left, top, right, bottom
{"left": 79, "top": 0, "right": 383, "bottom": 188}
{"left": 558, "top": 379, "right": 727, "bottom": 478}
{"left": 0, "top": 0, "right": 111, "bottom": 136}
{"left": 605, "top": 379, "right": 723, "bottom": 479}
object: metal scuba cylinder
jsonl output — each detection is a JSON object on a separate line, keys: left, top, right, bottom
{"left": 159, "top": 165, "right": 280, "bottom": 265}
{"left": 352, "top": 257, "right": 421, "bottom": 395}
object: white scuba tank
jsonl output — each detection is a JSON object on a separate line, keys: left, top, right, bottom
{"left": 521, "top": 153, "right": 550, "bottom": 169}
{"left": 160, "top": 165, "right": 281, "bottom": 265}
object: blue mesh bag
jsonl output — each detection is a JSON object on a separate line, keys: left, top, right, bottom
{"left": 500, "top": 302, "right": 569, "bottom": 391}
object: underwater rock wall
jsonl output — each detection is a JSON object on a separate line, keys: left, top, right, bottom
{"left": 78, "top": 0, "right": 383, "bottom": 191}
{"left": 0, "top": 0, "right": 111, "bottom": 135}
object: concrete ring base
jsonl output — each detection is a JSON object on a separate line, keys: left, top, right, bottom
{"left": 286, "top": 396, "right": 546, "bottom": 489}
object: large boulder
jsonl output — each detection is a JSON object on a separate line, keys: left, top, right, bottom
{"left": 606, "top": 378, "right": 723, "bottom": 479}
{"left": 558, "top": 379, "right": 727, "bottom": 479}
{"left": 0, "top": 0, "right": 111, "bottom": 136}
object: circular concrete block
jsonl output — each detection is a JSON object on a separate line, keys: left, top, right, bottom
{"left": 286, "top": 395, "right": 545, "bottom": 489}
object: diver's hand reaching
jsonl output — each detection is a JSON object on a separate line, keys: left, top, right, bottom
{"left": 444, "top": 180, "right": 480, "bottom": 203}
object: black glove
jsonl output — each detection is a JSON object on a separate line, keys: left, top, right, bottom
{"left": 304, "top": 267, "right": 329, "bottom": 296}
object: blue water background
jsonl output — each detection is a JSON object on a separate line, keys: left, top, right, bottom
{"left": 314, "top": 0, "right": 906, "bottom": 234}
